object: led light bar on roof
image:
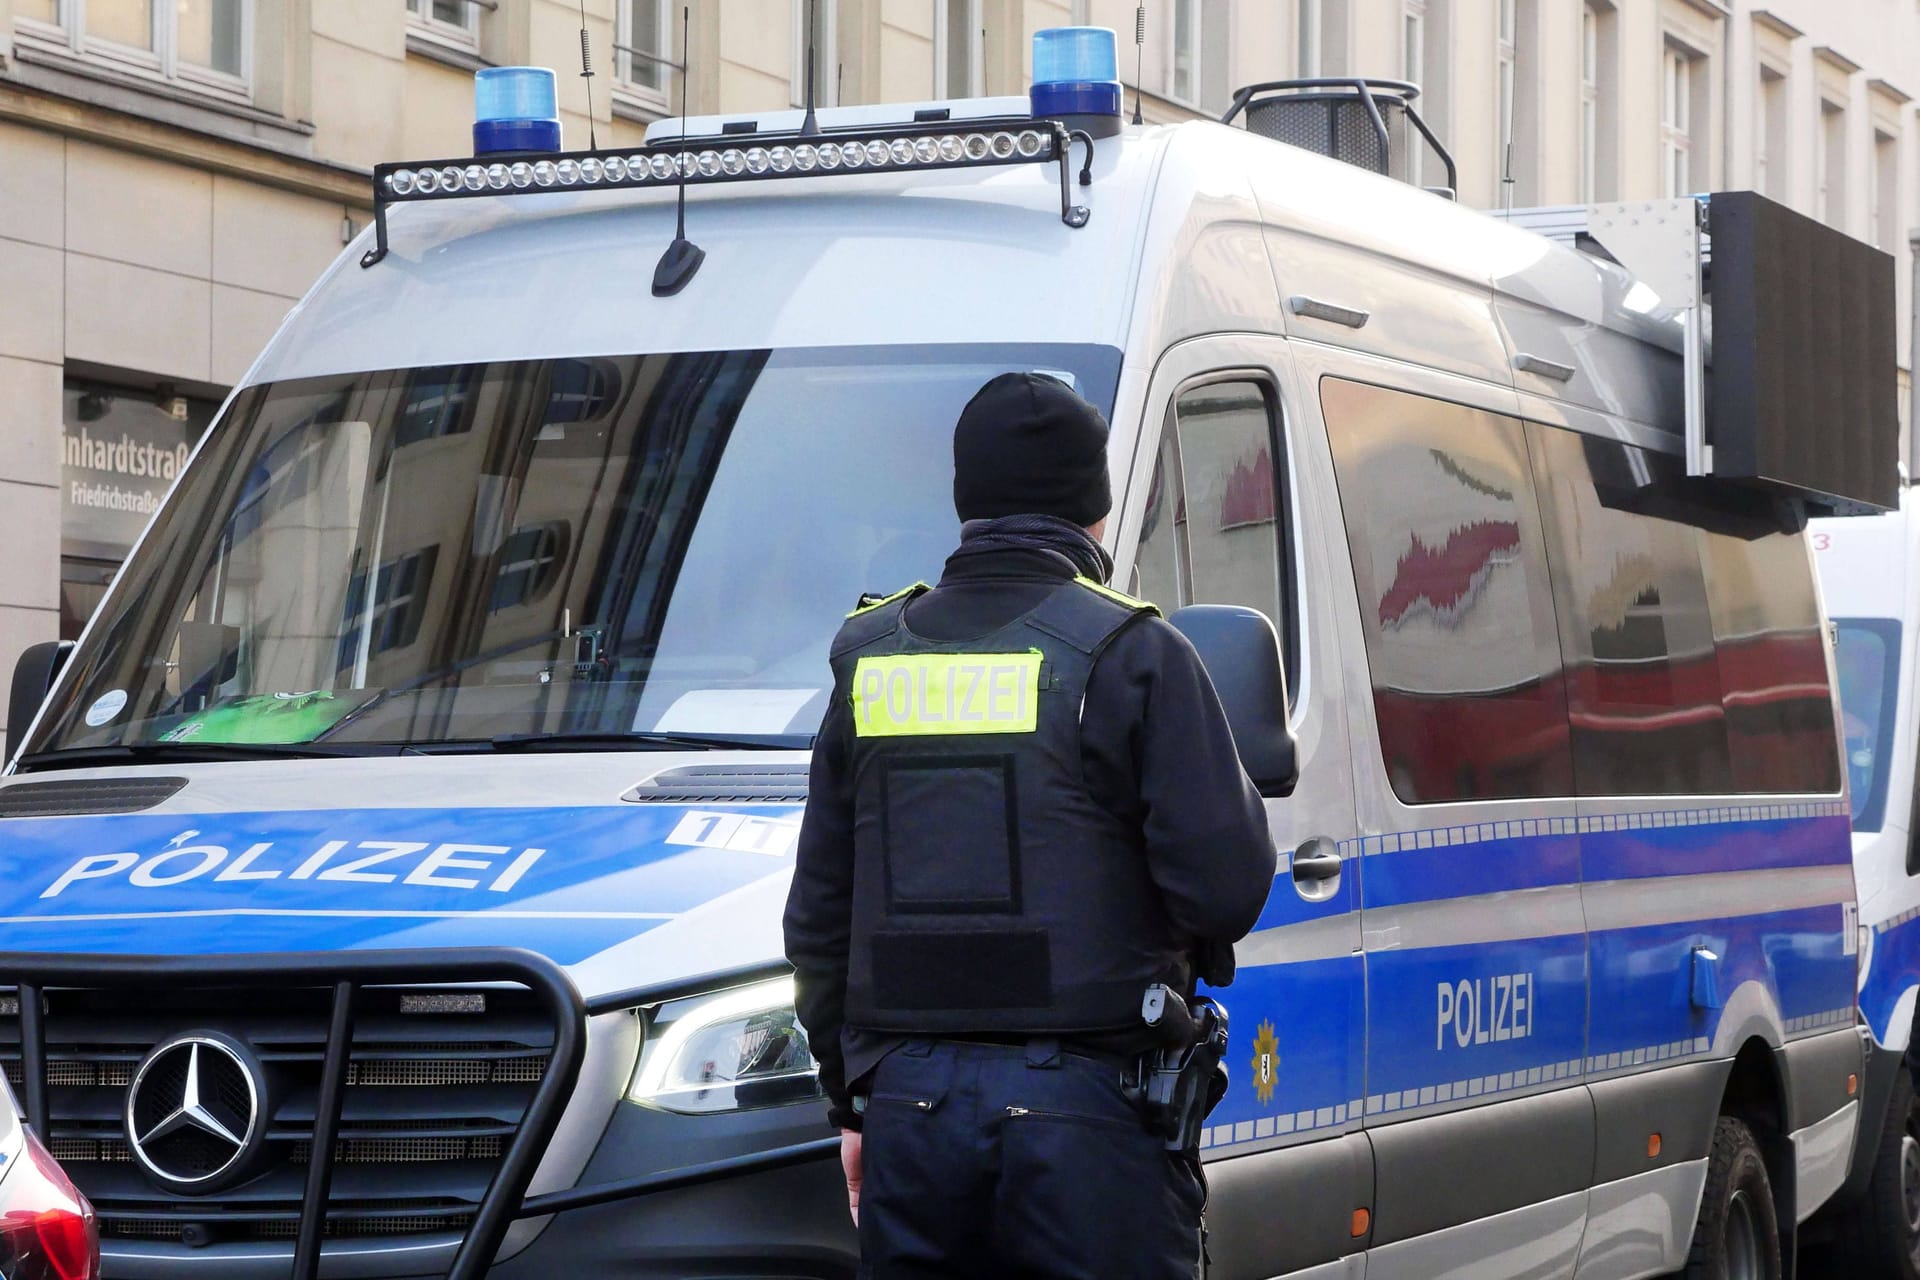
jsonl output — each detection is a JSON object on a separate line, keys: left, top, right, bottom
{"left": 359, "top": 120, "right": 1095, "bottom": 268}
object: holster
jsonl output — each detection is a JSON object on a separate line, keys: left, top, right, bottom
{"left": 1127, "top": 992, "right": 1230, "bottom": 1152}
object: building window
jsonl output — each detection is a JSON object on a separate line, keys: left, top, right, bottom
{"left": 1402, "top": 3, "right": 1424, "bottom": 89}
{"left": 1579, "top": 5, "right": 1598, "bottom": 201}
{"left": 337, "top": 548, "right": 440, "bottom": 672}
{"left": 59, "top": 558, "right": 117, "bottom": 645}
{"left": 1496, "top": 0, "right": 1515, "bottom": 185}
{"left": 1662, "top": 44, "right": 1693, "bottom": 197}
{"left": 935, "top": 0, "right": 980, "bottom": 99}
{"left": 60, "top": 379, "right": 209, "bottom": 565}
{"left": 791, "top": 0, "right": 837, "bottom": 108}
{"left": 1171, "top": 0, "right": 1199, "bottom": 105}
{"left": 59, "top": 377, "right": 212, "bottom": 642}
{"left": 616, "top": 0, "right": 672, "bottom": 105}
{"left": 15, "top": 0, "right": 249, "bottom": 97}
{"left": 406, "top": 0, "right": 477, "bottom": 49}
{"left": 1818, "top": 98, "right": 1847, "bottom": 226}
{"left": 1403, "top": 1, "right": 1425, "bottom": 182}
{"left": 1757, "top": 65, "right": 1787, "bottom": 200}
{"left": 1874, "top": 127, "right": 1900, "bottom": 251}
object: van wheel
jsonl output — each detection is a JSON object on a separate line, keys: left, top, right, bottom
{"left": 1685, "top": 1117, "right": 1782, "bottom": 1280}
{"left": 1822, "top": 1066, "right": 1920, "bottom": 1278}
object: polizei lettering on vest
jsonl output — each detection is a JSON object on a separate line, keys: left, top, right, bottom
{"left": 40, "top": 839, "right": 547, "bottom": 898}
{"left": 1435, "top": 972, "right": 1535, "bottom": 1049}
{"left": 851, "top": 651, "right": 1043, "bottom": 737}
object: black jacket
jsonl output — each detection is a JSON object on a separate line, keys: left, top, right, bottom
{"left": 783, "top": 546, "right": 1277, "bottom": 1129}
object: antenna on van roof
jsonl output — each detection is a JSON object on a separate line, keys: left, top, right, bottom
{"left": 652, "top": 6, "right": 704, "bottom": 297}
{"left": 1499, "top": 60, "right": 1516, "bottom": 215}
{"left": 576, "top": 0, "right": 597, "bottom": 151}
{"left": 1131, "top": 6, "right": 1146, "bottom": 125}
{"left": 799, "top": 0, "right": 821, "bottom": 137}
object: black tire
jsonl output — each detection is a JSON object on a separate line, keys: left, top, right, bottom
{"left": 1685, "top": 1116, "right": 1783, "bottom": 1280}
{"left": 1821, "top": 1066, "right": 1920, "bottom": 1278}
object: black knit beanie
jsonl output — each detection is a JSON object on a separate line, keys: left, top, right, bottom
{"left": 952, "top": 372, "right": 1112, "bottom": 526}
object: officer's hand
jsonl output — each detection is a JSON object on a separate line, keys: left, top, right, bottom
{"left": 840, "top": 1128, "right": 863, "bottom": 1227}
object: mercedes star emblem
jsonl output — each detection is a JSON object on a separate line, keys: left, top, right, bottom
{"left": 124, "top": 1033, "right": 264, "bottom": 1190}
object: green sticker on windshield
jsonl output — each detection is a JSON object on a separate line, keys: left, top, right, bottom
{"left": 159, "top": 691, "right": 363, "bottom": 746}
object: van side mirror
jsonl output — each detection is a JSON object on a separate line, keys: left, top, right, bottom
{"left": 7, "top": 640, "right": 74, "bottom": 758}
{"left": 1166, "top": 604, "right": 1298, "bottom": 796}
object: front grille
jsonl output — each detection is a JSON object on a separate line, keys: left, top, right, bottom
{"left": 0, "top": 985, "right": 555, "bottom": 1248}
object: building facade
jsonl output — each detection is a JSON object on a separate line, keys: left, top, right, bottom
{"left": 0, "top": 0, "right": 1914, "bottom": 750}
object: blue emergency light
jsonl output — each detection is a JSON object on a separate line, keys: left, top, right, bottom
{"left": 474, "top": 66, "right": 562, "bottom": 156}
{"left": 1030, "top": 27, "right": 1122, "bottom": 122}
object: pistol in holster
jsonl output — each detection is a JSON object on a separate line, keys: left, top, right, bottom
{"left": 1125, "top": 984, "right": 1231, "bottom": 1152}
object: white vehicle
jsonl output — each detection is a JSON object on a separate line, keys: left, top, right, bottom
{"left": 1808, "top": 487, "right": 1920, "bottom": 1276}
{"left": 0, "top": 30, "right": 1897, "bottom": 1280}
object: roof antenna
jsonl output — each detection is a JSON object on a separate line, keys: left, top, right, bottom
{"left": 1500, "top": 39, "right": 1517, "bottom": 216}
{"left": 799, "top": 0, "right": 821, "bottom": 137}
{"left": 652, "top": 6, "right": 704, "bottom": 297}
{"left": 577, "top": 0, "right": 597, "bottom": 151}
{"left": 1131, "top": 6, "right": 1145, "bottom": 125}
{"left": 1500, "top": 121, "right": 1515, "bottom": 215}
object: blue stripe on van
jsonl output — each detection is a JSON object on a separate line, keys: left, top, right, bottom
{"left": 1582, "top": 812, "right": 1852, "bottom": 881}
{"left": 1361, "top": 828, "right": 1579, "bottom": 907}
{"left": 1357, "top": 809, "right": 1849, "bottom": 911}
{"left": 1208, "top": 806, "right": 1854, "bottom": 1157}
{"left": 1587, "top": 902, "right": 1854, "bottom": 1059}
{"left": 1862, "top": 910, "right": 1920, "bottom": 1045}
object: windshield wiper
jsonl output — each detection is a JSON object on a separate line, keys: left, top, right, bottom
{"left": 473, "top": 731, "right": 812, "bottom": 754}
{"left": 14, "top": 741, "right": 398, "bottom": 771}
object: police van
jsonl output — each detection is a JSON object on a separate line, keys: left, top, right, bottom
{"left": 1806, "top": 488, "right": 1920, "bottom": 1275}
{"left": 0, "top": 24, "right": 1898, "bottom": 1280}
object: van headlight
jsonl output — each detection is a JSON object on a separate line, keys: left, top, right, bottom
{"left": 626, "top": 975, "right": 823, "bottom": 1114}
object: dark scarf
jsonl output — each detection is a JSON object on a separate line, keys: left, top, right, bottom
{"left": 951, "top": 513, "right": 1114, "bottom": 584}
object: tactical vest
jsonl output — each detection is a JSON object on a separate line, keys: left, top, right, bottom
{"left": 827, "top": 576, "right": 1188, "bottom": 1036}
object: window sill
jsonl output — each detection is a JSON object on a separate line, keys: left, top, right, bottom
{"left": 5, "top": 44, "right": 313, "bottom": 146}
{"left": 612, "top": 89, "right": 671, "bottom": 126}
{"left": 405, "top": 27, "right": 491, "bottom": 74}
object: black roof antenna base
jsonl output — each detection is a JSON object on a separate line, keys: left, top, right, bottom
{"left": 652, "top": 237, "right": 705, "bottom": 297}
{"left": 653, "top": 5, "right": 702, "bottom": 297}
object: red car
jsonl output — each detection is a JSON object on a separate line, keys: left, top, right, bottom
{"left": 0, "top": 1081, "right": 96, "bottom": 1280}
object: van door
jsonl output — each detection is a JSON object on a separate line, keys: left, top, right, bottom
{"left": 1115, "top": 335, "right": 1368, "bottom": 1279}
{"left": 1301, "top": 347, "right": 1595, "bottom": 1279}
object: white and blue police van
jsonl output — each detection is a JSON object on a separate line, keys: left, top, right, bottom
{"left": 1805, "top": 486, "right": 1920, "bottom": 1275}
{"left": 0, "top": 25, "right": 1899, "bottom": 1280}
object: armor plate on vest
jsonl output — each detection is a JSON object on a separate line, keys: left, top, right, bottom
{"left": 827, "top": 578, "right": 1185, "bottom": 1036}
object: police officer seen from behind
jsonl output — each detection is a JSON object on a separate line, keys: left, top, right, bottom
{"left": 784, "top": 372, "right": 1278, "bottom": 1278}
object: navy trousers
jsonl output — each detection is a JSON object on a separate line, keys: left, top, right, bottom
{"left": 856, "top": 1039, "right": 1205, "bottom": 1279}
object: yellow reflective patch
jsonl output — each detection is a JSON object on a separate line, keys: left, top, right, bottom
{"left": 850, "top": 651, "right": 1043, "bottom": 737}
{"left": 1073, "top": 575, "right": 1161, "bottom": 615}
{"left": 846, "top": 582, "right": 928, "bottom": 619}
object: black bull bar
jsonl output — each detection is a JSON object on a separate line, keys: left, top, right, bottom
{"left": 0, "top": 949, "right": 838, "bottom": 1280}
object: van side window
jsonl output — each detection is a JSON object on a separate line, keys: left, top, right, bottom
{"left": 1528, "top": 428, "right": 1732, "bottom": 795}
{"left": 1700, "top": 528, "right": 1841, "bottom": 794}
{"left": 1133, "top": 405, "right": 1187, "bottom": 610}
{"left": 1134, "top": 379, "right": 1296, "bottom": 688}
{"left": 1320, "top": 378, "right": 1572, "bottom": 804}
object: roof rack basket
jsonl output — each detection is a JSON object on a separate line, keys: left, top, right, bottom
{"left": 1222, "top": 78, "right": 1457, "bottom": 198}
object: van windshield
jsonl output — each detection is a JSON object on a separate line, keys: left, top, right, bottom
{"left": 1834, "top": 617, "right": 1901, "bottom": 830}
{"left": 27, "top": 345, "right": 1121, "bottom": 757}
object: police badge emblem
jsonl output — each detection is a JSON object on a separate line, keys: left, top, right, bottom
{"left": 1251, "top": 1019, "right": 1279, "bottom": 1105}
